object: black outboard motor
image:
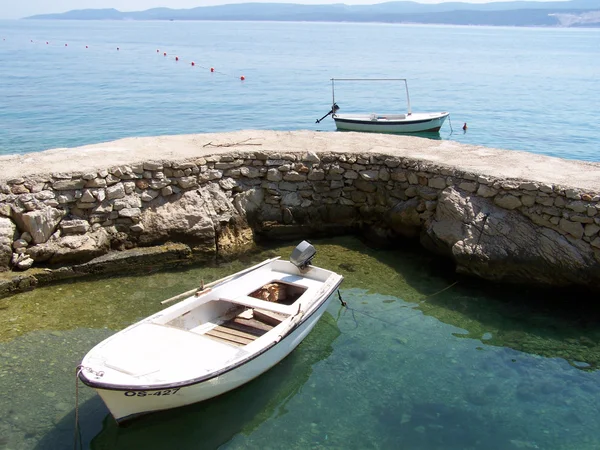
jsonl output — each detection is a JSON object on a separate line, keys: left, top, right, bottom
{"left": 315, "top": 103, "right": 340, "bottom": 124}
{"left": 290, "top": 240, "right": 316, "bottom": 270}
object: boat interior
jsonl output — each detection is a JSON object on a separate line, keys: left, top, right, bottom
{"left": 163, "top": 280, "right": 309, "bottom": 348}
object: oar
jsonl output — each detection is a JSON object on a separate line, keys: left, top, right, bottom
{"left": 160, "top": 257, "right": 281, "bottom": 305}
{"left": 315, "top": 103, "right": 339, "bottom": 123}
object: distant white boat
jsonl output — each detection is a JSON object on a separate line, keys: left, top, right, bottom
{"left": 78, "top": 241, "right": 344, "bottom": 423}
{"left": 317, "top": 78, "right": 449, "bottom": 133}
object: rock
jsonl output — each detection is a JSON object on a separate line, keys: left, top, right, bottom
{"left": 52, "top": 179, "right": 86, "bottom": 190}
{"left": 0, "top": 217, "right": 17, "bottom": 271}
{"left": 177, "top": 177, "right": 198, "bottom": 189}
{"left": 119, "top": 208, "right": 142, "bottom": 219}
{"left": 559, "top": 218, "right": 584, "bottom": 239}
{"left": 106, "top": 183, "right": 126, "bottom": 200}
{"left": 233, "top": 189, "right": 264, "bottom": 218}
{"left": 26, "top": 229, "right": 110, "bottom": 264}
{"left": 12, "top": 239, "right": 28, "bottom": 249}
{"left": 424, "top": 187, "right": 600, "bottom": 287}
{"left": 139, "top": 185, "right": 251, "bottom": 255}
{"left": 16, "top": 256, "right": 34, "bottom": 270}
{"left": 494, "top": 194, "right": 522, "bottom": 210}
{"left": 11, "top": 206, "right": 66, "bottom": 245}
{"left": 60, "top": 220, "right": 90, "bottom": 235}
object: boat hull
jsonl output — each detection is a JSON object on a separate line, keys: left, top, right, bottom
{"left": 91, "top": 291, "right": 337, "bottom": 423}
{"left": 333, "top": 112, "right": 449, "bottom": 133}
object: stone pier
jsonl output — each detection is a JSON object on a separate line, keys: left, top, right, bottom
{"left": 1, "top": 130, "right": 600, "bottom": 296}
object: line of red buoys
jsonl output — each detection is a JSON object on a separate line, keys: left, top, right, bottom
{"left": 4, "top": 38, "right": 246, "bottom": 81}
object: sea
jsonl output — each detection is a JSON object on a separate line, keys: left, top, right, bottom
{"left": 0, "top": 20, "right": 599, "bottom": 160}
{"left": 1, "top": 20, "right": 600, "bottom": 450}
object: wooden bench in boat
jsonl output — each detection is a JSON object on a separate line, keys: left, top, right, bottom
{"left": 201, "top": 306, "right": 289, "bottom": 347}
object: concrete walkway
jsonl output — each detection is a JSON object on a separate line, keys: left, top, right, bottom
{"left": 2, "top": 130, "right": 600, "bottom": 192}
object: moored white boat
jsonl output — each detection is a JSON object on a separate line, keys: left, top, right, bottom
{"left": 316, "top": 78, "right": 449, "bottom": 134}
{"left": 78, "top": 241, "right": 344, "bottom": 423}
{"left": 333, "top": 111, "right": 449, "bottom": 133}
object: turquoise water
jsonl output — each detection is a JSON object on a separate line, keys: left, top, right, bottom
{"left": 1, "top": 237, "right": 600, "bottom": 449}
{"left": 1, "top": 21, "right": 599, "bottom": 160}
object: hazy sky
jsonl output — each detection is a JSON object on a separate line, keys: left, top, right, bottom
{"left": 3, "top": 0, "right": 566, "bottom": 20}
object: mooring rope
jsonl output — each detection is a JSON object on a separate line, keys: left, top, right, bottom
{"left": 447, "top": 114, "right": 454, "bottom": 135}
{"left": 74, "top": 365, "right": 84, "bottom": 450}
{"left": 336, "top": 212, "right": 489, "bottom": 329}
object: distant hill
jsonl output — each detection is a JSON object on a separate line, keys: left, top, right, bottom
{"left": 24, "top": 0, "right": 600, "bottom": 27}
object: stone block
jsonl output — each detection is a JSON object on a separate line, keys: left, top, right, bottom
{"left": 60, "top": 219, "right": 90, "bottom": 235}
{"left": 53, "top": 179, "right": 86, "bottom": 190}
{"left": 559, "top": 218, "right": 584, "bottom": 239}
{"left": 106, "top": 183, "right": 126, "bottom": 200}
{"left": 428, "top": 177, "right": 446, "bottom": 189}
{"left": 477, "top": 185, "right": 498, "bottom": 198}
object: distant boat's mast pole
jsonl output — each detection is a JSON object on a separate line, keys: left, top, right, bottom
{"left": 331, "top": 78, "right": 336, "bottom": 112}
{"left": 404, "top": 79, "right": 412, "bottom": 115}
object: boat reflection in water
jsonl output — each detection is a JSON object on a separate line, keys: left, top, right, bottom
{"left": 88, "top": 311, "right": 341, "bottom": 449}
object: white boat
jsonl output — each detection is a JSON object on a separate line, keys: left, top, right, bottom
{"left": 78, "top": 241, "right": 344, "bottom": 423}
{"left": 316, "top": 78, "right": 449, "bottom": 133}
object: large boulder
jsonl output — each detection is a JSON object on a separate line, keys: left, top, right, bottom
{"left": 139, "top": 184, "right": 253, "bottom": 255}
{"left": 0, "top": 217, "right": 17, "bottom": 271}
{"left": 424, "top": 187, "right": 600, "bottom": 287}
{"left": 26, "top": 228, "right": 110, "bottom": 265}
{"left": 11, "top": 206, "right": 66, "bottom": 245}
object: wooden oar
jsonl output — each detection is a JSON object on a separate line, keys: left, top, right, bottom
{"left": 160, "top": 257, "right": 281, "bottom": 305}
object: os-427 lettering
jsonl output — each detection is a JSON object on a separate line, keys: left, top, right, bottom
{"left": 124, "top": 388, "right": 181, "bottom": 397}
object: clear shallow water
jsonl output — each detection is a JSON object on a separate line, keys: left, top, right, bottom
{"left": 1, "top": 237, "right": 600, "bottom": 449}
{"left": 0, "top": 21, "right": 599, "bottom": 160}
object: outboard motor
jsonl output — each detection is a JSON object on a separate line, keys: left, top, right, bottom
{"left": 315, "top": 103, "right": 340, "bottom": 124}
{"left": 290, "top": 240, "right": 316, "bottom": 270}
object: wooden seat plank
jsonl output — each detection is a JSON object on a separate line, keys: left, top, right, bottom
{"left": 206, "top": 329, "right": 254, "bottom": 345}
{"left": 222, "top": 320, "right": 268, "bottom": 337}
{"left": 214, "top": 325, "right": 260, "bottom": 340}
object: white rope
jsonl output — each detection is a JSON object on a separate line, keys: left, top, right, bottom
{"left": 74, "top": 365, "right": 84, "bottom": 450}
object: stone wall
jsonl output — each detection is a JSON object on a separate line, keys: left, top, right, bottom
{"left": 1, "top": 149, "right": 600, "bottom": 291}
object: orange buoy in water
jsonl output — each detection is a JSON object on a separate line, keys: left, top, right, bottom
{"left": 462, "top": 122, "right": 468, "bottom": 131}
{"left": 240, "top": 75, "right": 245, "bottom": 81}
{"left": 210, "top": 67, "right": 214, "bottom": 72}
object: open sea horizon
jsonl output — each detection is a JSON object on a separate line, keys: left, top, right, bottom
{"left": 0, "top": 20, "right": 599, "bottom": 161}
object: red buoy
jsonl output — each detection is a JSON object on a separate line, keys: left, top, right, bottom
{"left": 191, "top": 61, "right": 195, "bottom": 66}
{"left": 156, "top": 49, "right": 159, "bottom": 53}
{"left": 65, "top": 43, "right": 68, "bottom": 47}
{"left": 210, "top": 67, "right": 214, "bottom": 72}
{"left": 175, "top": 56, "right": 179, "bottom": 61}
{"left": 46, "top": 41, "right": 49, "bottom": 44}
{"left": 163, "top": 52, "right": 167, "bottom": 56}
{"left": 240, "top": 75, "right": 245, "bottom": 81}
{"left": 85, "top": 45, "right": 88, "bottom": 48}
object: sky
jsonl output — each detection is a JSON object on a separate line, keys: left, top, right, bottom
{"left": 2, "top": 0, "right": 567, "bottom": 20}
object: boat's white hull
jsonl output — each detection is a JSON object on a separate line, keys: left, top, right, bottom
{"left": 91, "top": 291, "right": 335, "bottom": 422}
{"left": 333, "top": 112, "right": 449, "bottom": 133}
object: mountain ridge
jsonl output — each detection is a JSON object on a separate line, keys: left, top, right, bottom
{"left": 23, "top": 0, "right": 600, "bottom": 27}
